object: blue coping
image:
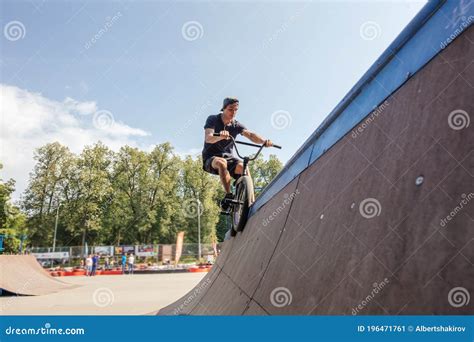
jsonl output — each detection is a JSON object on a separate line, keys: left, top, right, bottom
{"left": 250, "top": 0, "right": 474, "bottom": 216}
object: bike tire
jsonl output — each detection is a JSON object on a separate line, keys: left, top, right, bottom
{"left": 232, "top": 176, "right": 255, "bottom": 233}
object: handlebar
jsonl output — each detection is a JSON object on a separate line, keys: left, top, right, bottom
{"left": 212, "top": 133, "right": 282, "bottom": 149}
{"left": 212, "top": 133, "right": 281, "bottom": 161}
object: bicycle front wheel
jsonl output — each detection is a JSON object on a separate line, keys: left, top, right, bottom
{"left": 232, "top": 176, "right": 255, "bottom": 234}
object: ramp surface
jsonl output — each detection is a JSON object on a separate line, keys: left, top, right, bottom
{"left": 160, "top": 1, "right": 473, "bottom": 315}
{"left": 0, "top": 255, "right": 78, "bottom": 296}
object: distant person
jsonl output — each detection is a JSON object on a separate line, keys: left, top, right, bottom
{"left": 91, "top": 254, "right": 98, "bottom": 276}
{"left": 104, "top": 256, "right": 110, "bottom": 270}
{"left": 121, "top": 254, "right": 127, "bottom": 274}
{"left": 128, "top": 253, "right": 135, "bottom": 274}
{"left": 86, "top": 255, "right": 93, "bottom": 276}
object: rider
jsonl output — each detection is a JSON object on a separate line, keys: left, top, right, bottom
{"left": 202, "top": 97, "right": 273, "bottom": 209}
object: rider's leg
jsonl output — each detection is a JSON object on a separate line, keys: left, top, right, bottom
{"left": 212, "top": 157, "right": 231, "bottom": 193}
{"left": 234, "top": 162, "right": 250, "bottom": 177}
{"left": 234, "top": 162, "right": 243, "bottom": 176}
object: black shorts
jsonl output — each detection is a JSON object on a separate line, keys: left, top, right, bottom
{"left": 203, "top": 156, "right": 241, "bottom": 179}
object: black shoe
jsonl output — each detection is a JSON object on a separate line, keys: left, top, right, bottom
{"left": 220, "top": 193, "right": 234, "bottom": 211}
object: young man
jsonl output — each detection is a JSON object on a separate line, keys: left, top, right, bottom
{"left": 202, "top": 97, "right": 272, "bottom": 209}
{"left": 121, "top": 253, "right": 127, "bottom": 274}
{"left": 86, "top": 255, "right": 93, "bottom": 276}
{"left": 91, "top": 254, "right": 98, "bottom": 276}
{"left": 128, "top": 253, "right": 135, "bottom": 275}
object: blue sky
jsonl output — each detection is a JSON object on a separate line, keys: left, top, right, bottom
{"left": 1, "top": 0, "right": 425, "bottom": 198}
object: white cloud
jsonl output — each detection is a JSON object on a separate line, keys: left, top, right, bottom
{"left": 0, "top": 84, "right": 150, "bottom": 200}
{"left": 63, "top": 97, "right": 97, "bottom": 115}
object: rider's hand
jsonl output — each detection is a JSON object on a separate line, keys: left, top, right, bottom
{"left": 264, "top": 139, "right": 273, "bottom": 147}
{"left": 219, "top": 130, "right": 230, "bottom": 140}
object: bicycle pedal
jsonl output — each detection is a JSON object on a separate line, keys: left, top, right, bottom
{"left": 228, "top": 199, "right": 244, "bottom": 205}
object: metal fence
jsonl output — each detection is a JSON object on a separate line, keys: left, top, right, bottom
{"left": 26, "top": 243, "right": 221, "bottom": 267}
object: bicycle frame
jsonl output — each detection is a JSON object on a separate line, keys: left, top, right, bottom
{"left": 211, "top": 133, "right": 281, "bottom": 235}
{"left": 232, "top": 138, "right": 265, "bottom": 176}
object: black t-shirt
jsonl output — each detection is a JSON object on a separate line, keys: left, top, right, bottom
{"left": 202, "top": 113, "right": 247, "bottom": 160}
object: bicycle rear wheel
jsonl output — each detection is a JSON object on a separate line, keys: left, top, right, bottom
{"left": 232, "top": 176, "right": 255, "bottom": 234}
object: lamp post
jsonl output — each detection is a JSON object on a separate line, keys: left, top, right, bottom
{"left": 19, "top": 234, "right": 27, "bottom": 254}
{"left": 49, "top": 201, "right": 60, "bottom": 268}
{"left": 53, "top": 202, "right": 60, "bottom": 252}
{"left": 196, "top": 192, "right": 202, "bottom": 261}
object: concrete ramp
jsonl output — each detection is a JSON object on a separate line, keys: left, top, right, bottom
{"left": 159, "top": 1, "right": 473, "bottom": 315}
{"left": 0, "top": 255, "right": 78, "bottom": 296}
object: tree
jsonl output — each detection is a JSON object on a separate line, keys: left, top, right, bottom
{"left": 180, "top": 156, "right": 222, "bottom": 244}
{"left": 1, "top": 206, "right": 27, "bottom": 253}
{"left": 20, "top": 142, "right": 283, "bottom": 247}
{"left": 0, "top": 163, "right": 15, "bottom": 229}
{"left": 22, "top": 143, "right": 74, "bottom": 246}
{"left": 249, "top": 154, "right": 283, "bottom": 196}
{"left": 69, "top": 142, "right": 112, "bottom": 250}
{"left": 0, "top": 163, "right": 27, "bottom": 253}
{"left": 104, "top": 146, "right": 147, "bottom": 245}
{"left": 148, "top": 143, "right": 182, "bottom": 244}
{"left": 105, "top": 144, "right": 181, "bottom": 245}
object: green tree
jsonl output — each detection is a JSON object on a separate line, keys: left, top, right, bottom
{"left": 20, "top": 142, "right": 283, "bottom": 247}
{"left": 1, "top": 206, "right": 27, "bottom": 253}
{"left": 70, "top": 142, "right": 112, "bottom": 250}
{"left": 0, "top": 164, "right": 27, "bottom": 253}
{"left": 148, "top": 143, "right": 182, "bottom": 244}
{"left": 180, "top": 156, "right": 222, "bottom": 244}
{"left": 106, "top": 144, "right": 181, "bottom": 245}
{"left": 22, "top": 142, "right": 73, "bottom": 246}
{"left": 249, "top": 154, "right": 283, "bottom": 196}
{"left": 0, "top": 163, "right": 15, "bottom": 229}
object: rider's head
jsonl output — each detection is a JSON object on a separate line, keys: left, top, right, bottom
{"left": 221, "top": 97, "right": 239, "bottom": 121}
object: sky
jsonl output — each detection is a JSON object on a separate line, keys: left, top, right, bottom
{"left": 0, "top": 0, "right": 426, "bottom": 200}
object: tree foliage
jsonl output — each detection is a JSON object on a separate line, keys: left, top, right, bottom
{"left": 17, "top": 141, "right": 283, "bottom": 248}
{"left": 0, "top": 163, "right": 27, "bottom": 253}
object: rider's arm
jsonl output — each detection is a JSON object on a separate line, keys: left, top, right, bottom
{"left": 205, "top": 128, "right": 228, "bottom": 143}
{"left": 242, "top": 130, "right": 272, "bottom": 147}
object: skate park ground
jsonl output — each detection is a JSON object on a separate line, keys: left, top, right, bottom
{"left": 0, "top": 273, "right": 206, "bottom": 315}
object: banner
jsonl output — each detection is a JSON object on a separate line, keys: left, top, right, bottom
{"left": 0, "top": 316, "right": 472, "bottom": 341}
{"left": 122, "top": 246, "right": 134, "bottom": 254}
{"left": 32, "top": 252, "right": 69, "bottom": 259}
{"left": 136, "top": 245, "right": 154, "bottom": 257}
{"left": 93, "top": 246, "right": 113, "bottom": 256}
{"left": 175, "top": 232, "right": 185, "bottom": 266}
{"left": 160, "top": 245, "right": 173, "bottom": 263}
{"left": 115, "top": 246, "right": 134, "bottom": 255}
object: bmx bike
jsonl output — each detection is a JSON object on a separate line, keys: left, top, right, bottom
{"left": 213, "top": 133, "right": 281, "bottom": 237}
